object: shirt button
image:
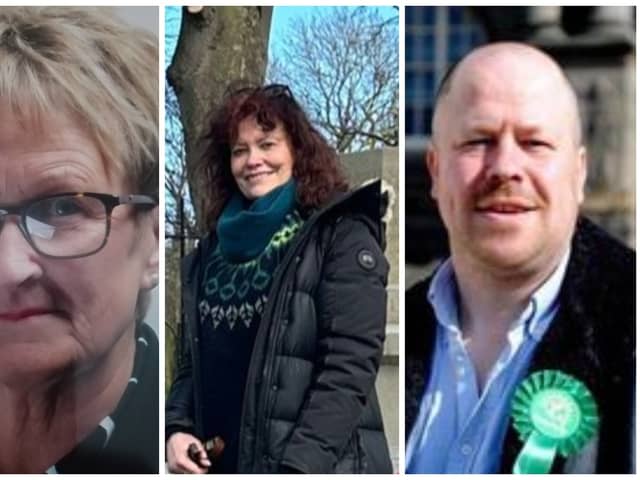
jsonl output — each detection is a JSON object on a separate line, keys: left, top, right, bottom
{"left": 461, "top": 444, "right": 472, "bottom": 456}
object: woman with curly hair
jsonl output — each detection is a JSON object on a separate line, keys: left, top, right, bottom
{"left": 166, "top": 84, "right": 392, "bottom": 474}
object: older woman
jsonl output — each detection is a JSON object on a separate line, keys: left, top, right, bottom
{"left": 166, "top": 84, "right": 392, "bottom": 474}
{"left": 0, "top": 7, "right": 158, "bottom": 473}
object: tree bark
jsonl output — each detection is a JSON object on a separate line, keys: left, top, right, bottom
{"left": 168, "top": 6, "right": 272, "bottom": 231}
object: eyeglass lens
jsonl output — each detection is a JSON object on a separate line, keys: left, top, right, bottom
{"left": 24, "top": 195, "right": 109, "bottom": 257}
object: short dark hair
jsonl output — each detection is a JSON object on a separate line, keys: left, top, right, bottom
{"left": 197, "top": 83, "right": 349, "bottom": 227}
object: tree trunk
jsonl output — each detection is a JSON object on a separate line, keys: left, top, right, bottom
{"left": 168, "top": 6, "right": 272, "bottom": 232}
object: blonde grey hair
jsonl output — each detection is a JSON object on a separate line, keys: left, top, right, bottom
{"left": 0, "top": 7, "right": 158, "bottom": 197}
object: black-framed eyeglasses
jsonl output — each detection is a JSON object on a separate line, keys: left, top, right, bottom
{"left": 0, "top": 192, "right": 157, "bottom": 259}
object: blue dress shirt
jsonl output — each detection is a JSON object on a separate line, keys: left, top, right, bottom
{"left": 406, "top": 250, "right": 571, "bottom": 473}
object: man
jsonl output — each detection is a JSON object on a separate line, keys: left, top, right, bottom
{"left": 405, "top": 42, "right": 634, "bottom": 474}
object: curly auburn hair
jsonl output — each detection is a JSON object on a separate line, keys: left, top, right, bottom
{"left": 197, "top": 83, "right": 349, "bottom": 228}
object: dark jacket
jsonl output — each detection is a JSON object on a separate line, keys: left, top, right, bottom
{"left": 405, "top": 217, "right": 635, "bottom": 473}
{"left": 167, "top": 181, "right": 393, "bottom": 474}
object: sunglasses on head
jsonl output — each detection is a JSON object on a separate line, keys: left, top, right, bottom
{"left": 229, "top": 83, "right": 294, "bottom": 100}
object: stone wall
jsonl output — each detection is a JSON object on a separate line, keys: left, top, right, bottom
{"left": 341, "top": 147, "right": 399, "bottom": 470}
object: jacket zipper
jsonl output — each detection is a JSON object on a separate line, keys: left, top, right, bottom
{"left": 239, "top": 221, "right": 311, "bottom": 472}
{"left": 237, "top": 184, "right": 376, "bottom": 472}
{"left": 255, "top": 213, "right": 349, "bottom": 471}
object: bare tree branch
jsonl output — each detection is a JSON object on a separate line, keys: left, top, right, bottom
{"left": 269, "top": 7, "right": 398, "bottom": 153}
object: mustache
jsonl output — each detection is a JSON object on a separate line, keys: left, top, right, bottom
{"left": 472, "top": 179, "right": 541, "bottom": 208}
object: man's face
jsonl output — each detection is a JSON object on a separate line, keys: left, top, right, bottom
{"left": 0, "top": 103, "right": 158, "bottom": 387}
{"left": 428, "top": 52, "right": 586, "bottom": 274}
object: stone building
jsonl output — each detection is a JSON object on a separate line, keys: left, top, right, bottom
{"left": 405, "top": 6, "right": 635, "bottom": 286}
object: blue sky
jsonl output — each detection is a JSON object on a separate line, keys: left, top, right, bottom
{"left": 269, "top": 6, "right": 396, "bottom": 58}
{"left": 165, "top": 6, "right": 180, "bottom": 67}
{"left": 165, "top": 6, "right": 397, "bottom": 67}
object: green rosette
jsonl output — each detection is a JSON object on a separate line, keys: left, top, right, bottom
{"left": 510, "top": 370, "right": 599, "bottom": 474}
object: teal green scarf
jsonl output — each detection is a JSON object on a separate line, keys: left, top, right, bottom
{"left": 216, "top": 179, "right": 297, "bottom": 263}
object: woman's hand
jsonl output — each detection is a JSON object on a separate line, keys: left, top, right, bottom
{"left": 166, "top": 432, "right": 211, "bottom": 474}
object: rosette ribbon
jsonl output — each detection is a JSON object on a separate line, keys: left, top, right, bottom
{"left": 510, "top": 370, "right": 599, "bottom": 474}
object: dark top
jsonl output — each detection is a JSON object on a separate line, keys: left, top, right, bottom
{"left": 54, "top": 323, "right": 159, "bottom": 473}
{"left": 199, "top": 212, "right": 302, "bottom": 472}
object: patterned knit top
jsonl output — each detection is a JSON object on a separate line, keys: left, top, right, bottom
{"left": 198, "top": 210, "right": 303, "bottom": 473}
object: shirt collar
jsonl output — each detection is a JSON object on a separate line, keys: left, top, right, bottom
{"left": 49, "top": 325, "right": 155, "bottom": 473}
{"left": 427, "top": 247, "right": 571, "bottom": 340}
{"left": 427, "top": 258, "right": 460, "bottom": 332}
{"left": 525, "top": 247, "right": 571, "bottom": 340}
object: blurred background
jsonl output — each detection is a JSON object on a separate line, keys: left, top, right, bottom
{"left": 405, "top": 6, "right": 636, "bottom": 287}
{"left": 112, "top": 6, "right": 159, "bottom": 333}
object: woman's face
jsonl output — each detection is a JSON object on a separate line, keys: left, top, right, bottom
{"left": 0, "top": 103, "right": 158, "bottom": 388}
{"left": 230, "top": 116, "right": 294, "bottom": 200}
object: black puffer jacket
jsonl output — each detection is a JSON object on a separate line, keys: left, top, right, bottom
{"left": 166, "top": 181, "right": 393, "bottom": 474}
